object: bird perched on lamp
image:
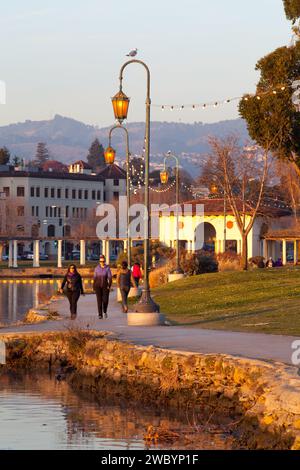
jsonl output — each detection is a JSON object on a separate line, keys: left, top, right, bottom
{"left": 126, "top": 48, "right": 138, "bottom": 57}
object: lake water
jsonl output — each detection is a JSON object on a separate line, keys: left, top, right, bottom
{"left": 0, "top": 372, "right": 233, "bottom": 450}
{"left": 0, "top": 279, "right": 92, "bottom": 325}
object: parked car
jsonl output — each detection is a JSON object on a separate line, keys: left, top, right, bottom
{"left": 39, "top": 254, "right": 49, "bottom": 260}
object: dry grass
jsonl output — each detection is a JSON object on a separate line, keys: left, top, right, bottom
{"left": 217, "top": 252, "right": 242, "bottom": 272}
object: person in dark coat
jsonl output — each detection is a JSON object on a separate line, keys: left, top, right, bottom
{"left": 60, "top": 264, "right": 84, "bottom": 319}
{"left": 117, "top": 260, "right": 135, "bottom": 313}
{"left": 93, "top": 255, "right": 112, "bottom": 319}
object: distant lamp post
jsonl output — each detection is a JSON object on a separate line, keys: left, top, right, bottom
{"left": 210, "top": 182, "right": 227, "bottom": 253}
{"left": 161, "top": 151, "right": 184, "bottom": 279}
{"left": 160, "top": 170, "right": 169, "bottom": 184}
{"left": 111, "top": 90, "right": 130, "bottom": 124}
{"left": 106, "top": 124, "right": 131, "bottom": 267}
{"left": 210, "top": 183, "right": 218, "bottom": 195}
{"left": 112, "top": 59, "right": 160, "bottom": 324}
{"left": 104, "top": 146, "right": 116, "bottom": 165}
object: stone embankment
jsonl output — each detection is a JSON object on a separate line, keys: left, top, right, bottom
{"left": 1, "top": 330, "right": 300, "bottom": 449}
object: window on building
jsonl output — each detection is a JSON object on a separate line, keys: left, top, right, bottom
{"left": 17, "top": 187, "right": 25, "bottom": 197}
{"left": 36, "top": 187, "right": 40, "bottom": 197}
{"left": 84, "top": 190, "right": 88, "bottom": 200}
{"left": 3, "top": 187, "right": 10, "bottom": 197}
{"left": 72, "top": 189, "right": 76, "bottom": 199}
{"left": 31, "top": 206, "right": 35, "bottom": 216}
{"left": 58, "top": 207, "right": 61, "bottom": 217}
{"left": 36, "top": 207, "right": 39, "bottom": 217}
{"left": 65, "top": 188, "right": 69, "bottom": 199}
{"left": 113, "top": 192, "right": 119, "bottom": 199}
{"left": 103, "top": 192, "right": 106, "bottom": 202}
{"left": 97, "top": 190, "right": 101, "bottom": 200}
{"left": 44, "top": 188, "right": 49, "bottom": 198}
{"left": 78, "top": 189, "right": 82, "bottom": 199}
{"left": 113, "top": 179, "right": 119, "bottom": 186}
{"left": 57, "top": 188, "right": 61, "bottom": 199}
{"left": 51, "top": 188, "right": 55, "bottom": 198}
{"left": 65, "top": 206, "right": 69, "bottom": 218}
{"left": 17, "top": 206, "right": 24, "bottom": 216}
{"left": 92, "top": 190, "right": 96, "bottom": 200}
{"left": 84, "top": 208, "right": 87, "bottom": 218}
{"left": 72, "top": 207, "right": 75, "bottom": 217}
{"left": 46, "top": 206, "right": 49, "bottom": 217}
{"left": 30, "top": 187, "right": 35, "bottom": 197}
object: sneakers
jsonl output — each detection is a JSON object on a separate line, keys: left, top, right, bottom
{"left": 98, "top": 314, "right": 103, "bottom": 319}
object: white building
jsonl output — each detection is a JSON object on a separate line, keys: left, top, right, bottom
{"left": 0, "top": 162, "right": 126, "bottom": 257}
{"left": 158, "top": 198, "right": 292, "bottom": 261}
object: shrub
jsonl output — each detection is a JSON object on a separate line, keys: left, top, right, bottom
{"left": 217, "top": 252, "right": 242, "bottom": 271}
{"left": 249, "top": 256, "right": 265, "bottom": 269}
{"left": 117, "top": 241, "right": 175, "bottom": 268}
{"left": 149, "top": 260, "right": 176, "bottom": 288}
{"left": 181, "top": 250, "right": 218, "bottom": 276}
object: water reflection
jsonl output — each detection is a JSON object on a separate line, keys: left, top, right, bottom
{"left": 0, "top": 372, "right": 232, "bottom": 450}
{"left": 0, "top": 280, "right": 92, "bottom": 325}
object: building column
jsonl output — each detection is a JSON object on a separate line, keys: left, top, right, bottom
{"left": 33, "top": 240, "right": 40, "bottom": 268}
{"left": 13, "top": 240, "right": 18, "bottom": 268}
{"left": 57, "top": 239, "right": 63, "bottom": 268}
{"left": 124, "top": 239, "right": 128, "bottom": 253}
{"left": 282, "top": 239, "right": 287, "bottom": 265}
{"left": 294, "top": 240, "right": 298, "bottom": 265}
{"left": 106, "top": 240, "right": 110, "bottom": 263}
{"left": 190, "top": 239, "right": 195, "bottom": 253}
{"left": 263, "top": 239, "right": 268, "bottom": 260}
{"left": 80, "top": 239, "right": 86, "bottom": 266}
{"left": 8, "top": 240, "right": 13, "bottom": 268}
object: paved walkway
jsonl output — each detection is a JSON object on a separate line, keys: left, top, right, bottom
{"left": 0, "top": 291, "right": 298, "bottom": 366}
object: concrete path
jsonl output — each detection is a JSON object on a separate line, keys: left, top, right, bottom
{"left": 0, "top": 291, "right": 299, "bottom": 366}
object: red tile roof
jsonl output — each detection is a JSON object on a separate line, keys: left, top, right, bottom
{"left": 179, "top": 198, "right": 291, "bottom": 218}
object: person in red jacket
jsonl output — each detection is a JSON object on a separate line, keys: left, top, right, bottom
{"left": 132, "top": 262, "right": 142, "bottom": 287}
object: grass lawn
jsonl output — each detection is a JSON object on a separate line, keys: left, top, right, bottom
{"left": 151, "top": 267, "right": 300, "bottom": 336}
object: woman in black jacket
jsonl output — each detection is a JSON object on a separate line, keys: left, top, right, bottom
{"left": 60, "top": 264, "right": 84, "bottom": 319}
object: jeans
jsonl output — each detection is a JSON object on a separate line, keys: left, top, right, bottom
{"left": 66, "top": 290, "right": 81, "bottom": 316}
{"left": 95, "top": 287, "right": 110, "bottom": 317}
{"left": 133, "top": 277, "right": 140, "bottom": 287}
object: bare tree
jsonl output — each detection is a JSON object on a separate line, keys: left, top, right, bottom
{"left": 207, "top": 136, "right": 270, "bottom": 270}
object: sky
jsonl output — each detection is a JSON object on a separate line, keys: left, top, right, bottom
{"left": 0, "top": 0, "right": 293, "bottom": 127}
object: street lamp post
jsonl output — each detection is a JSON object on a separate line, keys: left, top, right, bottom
{"left": 111, "top": 59, "right": 160, "bottom": 321}
{"left": 210, "top": 183, "right": 227, "bottom": 253}
{"left": 160, "top": 151, "right": 184, "bottom": 277}
{"left": 105, "top": 124, "right": 131, "bottom": 268}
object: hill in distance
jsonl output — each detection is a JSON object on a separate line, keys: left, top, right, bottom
{"left": 0, "top": 114, "right": 249, "bottom": 175}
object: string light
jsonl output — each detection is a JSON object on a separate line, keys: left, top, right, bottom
{"left": 152, "top": 83, "right": 289, "bottom": 112}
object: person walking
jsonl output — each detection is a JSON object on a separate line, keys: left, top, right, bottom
{"left": 60, "top": 264, "right": 84, "bottom": 319}
{"left": 117, "top": 260, "right": 135, "bottom": 313}
{"left": 93, "top": 255, "right": 112, "bottom": 319}
{"left": 132, "top": 261, "right": 142, "bottom": 287}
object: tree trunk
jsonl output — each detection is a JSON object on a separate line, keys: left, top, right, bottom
{"left": 241, "top": 234, "right": 248, "bottom": 271}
